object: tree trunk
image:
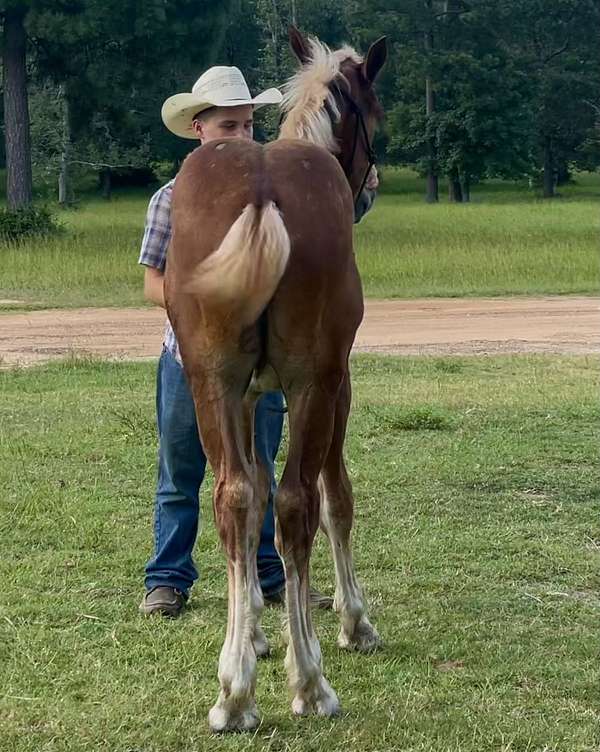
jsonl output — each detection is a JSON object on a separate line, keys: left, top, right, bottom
{"left": 426, "top": 170, "right": 439, "bottom": 204}
{"left": 3, "top": 6, "right": 33, "bottom": 210}
{"left": 543, "top": 137, "right": 555, "bottom": 198}
{"left": 270, "top": 0, "right": 282, "bottom": 79}
{"left": 448, "top": 167, "right": 463, "bottom": 202}
{"left": 556, "top": 161, "right": 570, "bottom": 186}
{"left": 425, "top": 73, "right": 438, "bottom": 203}
{"left": 424, "top": 2, "right": 438, "bottom": 204}
{"left": 58, "top": 86, "right": 72, "bottom": 205}
{"left": 461, "top": 172, "right": 471, "bottom": 202}
{"left": 100, "top": 169, "right": 112, "bottom": 200}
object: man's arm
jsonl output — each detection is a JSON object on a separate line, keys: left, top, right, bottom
{"left": 144, "top": 266, "right": 166, "bottom": 308}
{"left": 138, "top": 181, "right": 174, "bottom": 308}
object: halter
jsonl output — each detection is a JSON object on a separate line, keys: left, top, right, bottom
{"left": 329, "top": 84, "right": 377, "bottom": 212}
{"left": 278, "top": 79, "right": 377, "bottom": 213}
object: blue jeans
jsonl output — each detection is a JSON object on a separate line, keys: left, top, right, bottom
{"left": 144, "top": 348, "right": 285, "bottom": 598}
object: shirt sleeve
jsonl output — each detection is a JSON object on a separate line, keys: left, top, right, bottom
{"left": 138, "top": 181, "right": 174, "bottom": 271}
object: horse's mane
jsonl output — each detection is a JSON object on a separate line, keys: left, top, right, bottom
{"left": 279, "top": 39, "right": 362, "bottom": 153}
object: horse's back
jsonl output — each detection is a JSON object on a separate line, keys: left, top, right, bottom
{"left": 171, "top": 138, "right": 353, "bottom": 268}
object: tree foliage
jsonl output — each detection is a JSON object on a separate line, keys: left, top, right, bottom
{"left": 1, "top": 0, "right": 599, "bottom": 205}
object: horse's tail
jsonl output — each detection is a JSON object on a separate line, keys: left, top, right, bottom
{"left": 184, "top": 202, "right": 290, "bottom": 326}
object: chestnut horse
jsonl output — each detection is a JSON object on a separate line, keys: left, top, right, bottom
{"left": 165, "top": 27, "right": 387, "bottom": 732}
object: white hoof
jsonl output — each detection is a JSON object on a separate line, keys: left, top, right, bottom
{"left": 291, "top": 677, "right": 340, "bottom": 717}
{"left": 208, "top": 700, "right": 260, "bottom": 733}
{"left": 338, "top": 617, "right": 381, "bottom": 653}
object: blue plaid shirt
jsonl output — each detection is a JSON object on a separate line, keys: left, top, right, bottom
{"left": 138, "top": 179, "right": 181, "bottom": 361}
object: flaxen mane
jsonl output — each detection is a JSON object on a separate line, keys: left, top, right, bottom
{"left": 279, "top": 39, "right": 362, "bottom": 152}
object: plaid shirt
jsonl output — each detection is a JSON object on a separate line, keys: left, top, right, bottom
{"left": 138, "top": 179, "right": 181, "bottom": 361}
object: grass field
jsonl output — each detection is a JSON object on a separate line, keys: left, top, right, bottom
{"left": 0, "top": 169, "right": 598, "bottom": 309}
{"left": 1, "top": 354, "right": 598, "bottom": 751}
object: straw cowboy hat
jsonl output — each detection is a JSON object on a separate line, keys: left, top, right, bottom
{"left": 161, "top": 66, "right": 283, "bottom": 139}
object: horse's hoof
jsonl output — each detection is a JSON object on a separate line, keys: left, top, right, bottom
{"left": 208, "top": 702, "right": 260, "bottom": 733}
{"left": 338, "top": 618, "right": 381, "bottom": 653}
{"left": 291, "top": 677, "right": 340, "bottom": 717}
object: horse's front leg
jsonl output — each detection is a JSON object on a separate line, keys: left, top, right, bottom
{"left": 319, "top": 374, "right": 380, "bottom": 652}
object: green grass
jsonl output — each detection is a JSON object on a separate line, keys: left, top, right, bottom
{"left": 1, "top": 354, "right": 598, "bottom": 751}
{"left": 0, "top": 191, "right": 150, "bottom": 309}
{"left": 0, "top": 170, "right": 598, "bottom": 309}
{"left": 355, "top": 170, "right": 600, "bottom": 298}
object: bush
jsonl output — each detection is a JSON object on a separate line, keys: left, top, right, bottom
{"left": 0, "top": 205, "right": 63, "bottom": 242}
{"left": 109, "top": 166, "right": 158, "bottom": 188}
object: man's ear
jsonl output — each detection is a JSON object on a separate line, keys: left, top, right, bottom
{"left": 289, "top": 25, "right": 311, "bottom": 64}
{"left": 362, "top": 36, "right": 387, "bottom": 84}
{"left": 192, "top": 119, "right": 204, "bottom": 140}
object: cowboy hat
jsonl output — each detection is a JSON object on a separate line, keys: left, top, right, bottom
{"left": 161, "top": 66, "right": 283, "bottom": 139}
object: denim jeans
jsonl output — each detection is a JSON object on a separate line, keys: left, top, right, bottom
{"left": 144, "top": 348, "right": 285, "bottom": 598}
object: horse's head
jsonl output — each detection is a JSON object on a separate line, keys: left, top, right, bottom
{"left": 283, "top": 26, "right": 387, "bottom": 201}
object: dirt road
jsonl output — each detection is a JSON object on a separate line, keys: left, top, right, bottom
{"left": 0, "top": 297, "right": 598, "bottom": 367}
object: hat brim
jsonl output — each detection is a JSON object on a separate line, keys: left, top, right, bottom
{"left": 161, "top": 88, "right": 283, "bottom": 139}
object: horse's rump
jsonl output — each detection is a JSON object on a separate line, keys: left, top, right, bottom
{"left": 167, "top": 137, "right": 360, "bottom": 372}
{"left": 169, "top": 138, "right": 354, "bottom": 291}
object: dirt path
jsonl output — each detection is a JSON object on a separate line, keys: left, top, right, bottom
{"left": 1, "top": 297, "right": 598, "bottom": 367}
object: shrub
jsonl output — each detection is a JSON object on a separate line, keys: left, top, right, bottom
{"left": 0, "top": 205, "right": 63, "bottom": 242}
{"left": 109, "top": 166, "right": 158, "bottom": 188}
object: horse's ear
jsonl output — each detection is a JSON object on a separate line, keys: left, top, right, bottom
{"left": 362, "top": 36, "right": 387, "bottom": 84}
{"left": 289, "top": 25, "right": 311, "bottom": 64}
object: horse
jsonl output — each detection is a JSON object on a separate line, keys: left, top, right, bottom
{"left": 164, "top": 26, "right": 387, "bottom": 732}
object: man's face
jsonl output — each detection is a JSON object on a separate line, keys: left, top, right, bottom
{"left": 192, "top": 104, "right": 254, "bottom": 143}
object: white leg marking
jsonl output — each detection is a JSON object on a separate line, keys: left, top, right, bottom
{"left": 283, "top": 567, "right": 340, "bottom": 717}
{"left": 208, "top": 559, "right": 263, "bottom": 732}
{"left": 320, "top": 477, "right": 381, "bottom": 652}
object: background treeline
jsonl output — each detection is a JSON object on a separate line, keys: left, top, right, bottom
{"left": 1, "top": 0, "right": 599, "bottom": 208}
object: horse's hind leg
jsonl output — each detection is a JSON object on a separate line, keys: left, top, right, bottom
{"left": 184, "top": 357, "right": 269, "bottom": 733}
{"left": 274, "top": 368, "right": 342, "bottom": 717}
{"left": 319, "top": 373, "right": 380, "bottom": 652}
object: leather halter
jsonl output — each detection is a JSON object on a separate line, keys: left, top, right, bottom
{"left": 328, "top": 84, "right": 377, "bottom": 212}
{"left": 278, "top": 81, "right": 377, "bottom": 213}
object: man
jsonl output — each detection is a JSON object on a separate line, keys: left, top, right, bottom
{"left": 139, "top": 66, "right": 377, "bottom": 618}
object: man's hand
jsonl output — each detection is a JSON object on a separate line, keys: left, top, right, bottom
{"left": 144, "top": 266, "right": 166, "bottom": 308}
{"left": 366, "top": 166, "right": 379, "bottom": 191}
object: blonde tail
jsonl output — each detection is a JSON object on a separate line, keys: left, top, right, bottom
{"left": 185, "top": 202, "right": 290, "bottom": 326}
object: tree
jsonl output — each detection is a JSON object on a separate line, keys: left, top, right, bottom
{"left": 500, "top": 0, "right": 600, "bottom": 197}
{"left": 2, "top": 2, "right": 33, "bottom": 209}
{"left": 35, "top": 1, "right": 237, "bottom": 195}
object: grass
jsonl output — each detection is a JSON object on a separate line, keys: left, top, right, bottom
{"left": 1, "top": 353, "right": 598, "bottom": 751}
{"left": 356, "top": 170, "right": 600, "bottom": 299}
{"left": 0, "top": 170, "right": 598, "bottom": 309}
